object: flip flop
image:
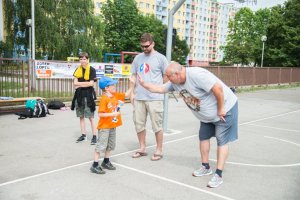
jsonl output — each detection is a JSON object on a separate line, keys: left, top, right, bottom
{"left": 151, "top": 154, "right": 163, "bottom": 161}
{"left": 132, "top": 151, "right": 148, "bottom": 158}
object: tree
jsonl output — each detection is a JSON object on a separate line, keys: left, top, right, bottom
{"left": 222, "top": 8, "right": 269, "bottom": 66}
{"left": 2, "top": 0, "right": 104, "bottom": 61}
{"left": 101, "top": 0, "right": 189, "bottom": 64}
{"left": 222, "top": 0, "right": 300, "bottom": 67}
{"left": 101, "top": 0, "right": 142, "bottom": 54}
{"left": 265, "top": 0, "right": 300, "bottom": 67}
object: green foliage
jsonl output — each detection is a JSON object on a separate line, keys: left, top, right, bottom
{"left": 265, "top": 0, "right": 300, "bottom": 67}
{"left": 2, "top": 0, "right": 105, "bottom": 61}
{"left": 101, "top": 0, "right": 141, "bottom": 53}
{"left": 101, "top": 0, "right": 189, "bottom": 63}
{"left": 222, "top": 0, "right": 300, "bottom": 67}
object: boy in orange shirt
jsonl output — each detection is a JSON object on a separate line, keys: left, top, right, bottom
{"left": 90, "top": 76, "right": 133, "bottom": 174}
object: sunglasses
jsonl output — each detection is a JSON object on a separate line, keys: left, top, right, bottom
{"left": 140, "top": 43, "right": 152, "bottom": 49}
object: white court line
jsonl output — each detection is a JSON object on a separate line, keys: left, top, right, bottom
{"left": 245, "top": 124, "right": 300, "bottom": 133}
{"left": 264, "top": 136, "right": 300, "bottom": 147}
{"left": 0, "top": 135, "right": 196, "bottom": 187}
{"left": 240, "top": 109, "right": 300, "bottom": 125}
{"left": 114, "top": 162, "right": 235, "bottom": 200}
{"left": 1, "top": 109, "right": 299, "bottom": 187}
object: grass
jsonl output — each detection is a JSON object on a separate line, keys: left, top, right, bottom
{"left": 235, "top": 83, "right": 300, "bottom": 93}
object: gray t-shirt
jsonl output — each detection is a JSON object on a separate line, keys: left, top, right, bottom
{"left": 165, "top": 67, "right": 237, "bottom": 122}
{"left": 131, "top": 51, "right": 168, "bottom": 100}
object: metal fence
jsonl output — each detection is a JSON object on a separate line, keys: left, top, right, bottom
{"left": 1, "top": 58, "right": 300, "bottom": 99}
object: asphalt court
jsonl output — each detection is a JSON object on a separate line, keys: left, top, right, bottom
{"left": 0, "top": 87, "right": 300, "bottom": 200}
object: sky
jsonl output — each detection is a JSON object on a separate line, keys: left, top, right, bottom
{"left": 220, "top": 0, "right": 287, "bottom": 10}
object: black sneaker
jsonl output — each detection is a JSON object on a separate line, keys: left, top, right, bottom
{"left": 101, "top": 161, "right": 116, "bottom": 170}
{"left": 90, "top": 165, "right": 106, "bottom": 174}
{"left": 76, "top": 134, "right": 87, "bottom": 143}
{"left": 91, "top": 137, "right": 97, "bottom": 145}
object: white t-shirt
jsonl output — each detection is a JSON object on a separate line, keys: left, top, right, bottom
{"left": 165, "top": 67, "right": 237, "bottom": 122}
{"left": 131, "top": 51, "right": 168, "bottom": 100}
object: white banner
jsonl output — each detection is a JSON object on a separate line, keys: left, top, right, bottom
{"left": 34, "top": 60, "right": 131, "bottom": 79}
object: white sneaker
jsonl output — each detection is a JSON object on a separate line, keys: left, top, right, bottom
{"left": 192, "top": 166, "right": 213, "bottom": 177}
{"left": 207, "top": 174, "right": 223, "bottom": 188}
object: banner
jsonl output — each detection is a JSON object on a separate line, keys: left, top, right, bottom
{"left": 35, "top": 61, "right": 131, "bottom": 79}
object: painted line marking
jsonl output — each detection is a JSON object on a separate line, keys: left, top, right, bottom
{"left": 264, "top": 136, "right": 300, "bottom": 147}
{"left": 114, "top": 162, "right": 235, "bottom": 200}
{"left": 1, "top": 109, "right": 300, "bottom": 187}
{"left": 239, "top": 109, "right": 300, "bottom": 126}
{"left": 245, "top": 124, "right": 300, "bottom": 133}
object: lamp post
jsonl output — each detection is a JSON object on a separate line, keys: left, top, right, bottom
{"left": 26, "top": 19, "right": 32, "bottom": 59}
{"left": 261, "top": 35, "right": 267, "bottom": 67}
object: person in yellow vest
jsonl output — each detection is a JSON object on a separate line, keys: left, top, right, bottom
{"left": 90, "top": 76, "right": 133, "bottom": 174}
{"left": 71, "top": 52, "right": 97, "bottom": 145}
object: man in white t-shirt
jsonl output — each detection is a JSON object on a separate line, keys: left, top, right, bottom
{"left": 129, "top": 33, "right": 168, "bottom": 161}
{"left": 138, "top": 62, "right": 238, "bottom": 188}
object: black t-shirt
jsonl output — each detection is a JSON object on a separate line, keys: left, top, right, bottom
{"left": 77, "top": 67, "right": 97, "bottom": 82}
{"left": 75, "top": 66, "right": 97, "bottom": 97}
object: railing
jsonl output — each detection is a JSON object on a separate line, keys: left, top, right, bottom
{"left": 1, "top": 58, "right": 300, "bottom": 99}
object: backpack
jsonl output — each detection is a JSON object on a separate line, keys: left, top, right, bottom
{"left": 16, "top": 99, "right": 50, "bottom": 119}
{"left": 47, "top": 100, "right": 65, "bottom": 109}
{"left": 32, "top": 99, "right": 50, "bottom": 117}
{"left": 15, "top": 107, "right": 34, "bottom": 119}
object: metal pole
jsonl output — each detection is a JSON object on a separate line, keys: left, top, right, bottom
{"left": 31, "top": 0, "right": 36, "bottom": 93}
{"left": 29, "top": 27, "right": 31, "bottom": 59}
{"left": 31, "top": 0, "right": 35, "bottom": 60}
{"left": 261, "top": 41, "right": 265, "bottom": 68}
{"left": 163, "top": 0, "right": 186, "bottom": 132}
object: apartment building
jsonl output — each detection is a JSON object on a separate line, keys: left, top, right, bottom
{"left": 94, "top": 0, "right": 236, "bottom": 66}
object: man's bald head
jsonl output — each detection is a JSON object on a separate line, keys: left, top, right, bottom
{"left": 166, "top": 62, "right": 186, "bottom": 84}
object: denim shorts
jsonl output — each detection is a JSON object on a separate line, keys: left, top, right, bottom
{"left": 199, "top": 102, "right": 238, "bottom": 146}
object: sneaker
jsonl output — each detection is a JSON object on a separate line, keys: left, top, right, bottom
{"left": 101, "top": 161, "right": 116, "bottom": 170}
{"left": 91, "top": 137, "right": 97, "bottom": 145}
{"left": 76, "top": 134, "right": 87, "bottom": 143}
{"left": 207, "top": 174, "right": 223, "bottom": 188}
{"left": 192, "top": 166, "right": 213, "bottom": 177}
{"left": 90, "top": 165, "right": 106, "bottom": 174}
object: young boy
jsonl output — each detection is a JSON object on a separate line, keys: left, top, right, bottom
{"left": 90, "top": 76, "right": 133, "bottom": 174}
{"left": 72, "top": 52, "right": 97, "bottom": 145}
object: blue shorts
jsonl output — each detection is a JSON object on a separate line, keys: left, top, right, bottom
{"left": 199, "top": 102, "right": 238, "bottom": 146}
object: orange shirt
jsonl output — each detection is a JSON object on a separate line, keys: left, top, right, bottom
{"left": 97, "top": 92, "right": 125, "bottom": 129}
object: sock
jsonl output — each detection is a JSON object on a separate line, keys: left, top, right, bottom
{"left": 104, "top": 158, "right": 109, "bottom": 164}
{"left": 92, "top": 135, "right": 96, "bottom": 139}
{"left": 202, "top": 163, "right": 210, "bottom": 169}
{"left": 93, "top": 161, "right": 98, "bottom": 167}
{"left": 82, "top": 134, "right": 86, "bottom": 137}
{"left": 215, "top": 169, "right": 223, "bottom": 177}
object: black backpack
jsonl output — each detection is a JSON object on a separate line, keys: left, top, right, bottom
{"left": 32, "top": 99, "right": 50, "bottom": 117}
{"left": 15, "top": 108, "right": 34, "bottom": 119}
{"left": 47, "top": 100, "right": 65, "bottom": 109}
{"left": 16, "top": 99, "right": 50, "bottom": 119}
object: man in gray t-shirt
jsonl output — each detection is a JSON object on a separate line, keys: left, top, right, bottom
{"left": 138, "top": 62, "right": 238, "bottom": 188}
{"left": 129, "top": 33, "right": 168, "bottom": 161}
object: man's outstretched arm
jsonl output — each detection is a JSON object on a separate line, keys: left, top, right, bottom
{"left": 138, "top": 74, "right": 168, "bottom": 94}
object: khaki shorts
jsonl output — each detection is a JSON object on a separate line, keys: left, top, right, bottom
{"left": 133, "top": 100, "right": 163, "bottom": 133}
{"left": 95, "top": 128, "right": 116, "bottom": 153}
{"left": 75, "top": 98, "right": 94, "bottom": 118}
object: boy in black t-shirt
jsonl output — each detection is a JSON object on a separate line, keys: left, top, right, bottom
{"left": 72, "top": 52, "right": 97, "bottom": 145}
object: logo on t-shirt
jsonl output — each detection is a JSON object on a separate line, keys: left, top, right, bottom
{"left": 179, "top": 89, "right": 200, "bottom": 112}
{"left": 139, "top": 63, "right": 150, "bottom": 74}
